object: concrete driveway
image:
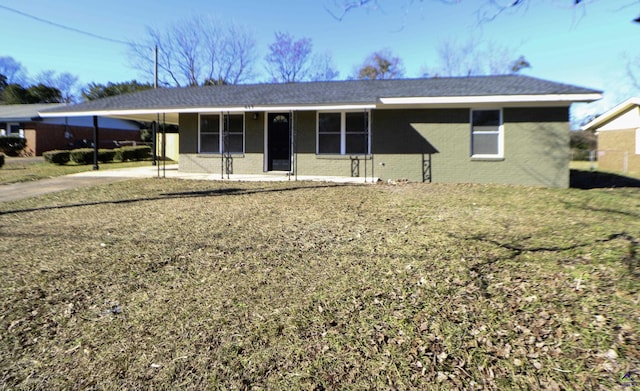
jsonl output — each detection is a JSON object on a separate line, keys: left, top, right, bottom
{"left": 0, "top": 164, "right": 374, "bottom": 203}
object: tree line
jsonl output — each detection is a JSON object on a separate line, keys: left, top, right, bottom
{"left": 0, "top": 15, "right": 533, "bottom": 105}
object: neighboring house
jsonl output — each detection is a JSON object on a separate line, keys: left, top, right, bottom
{"left": 0, "top": 104, "right": 143, "bottom": 156}
{"left": 582, "top": 98, "right": 640, "bottom": 176}
{"left": 41, "top": 75, "right": 601, "bottom": 187}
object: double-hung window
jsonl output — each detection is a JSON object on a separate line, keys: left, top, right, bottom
{"left": 0, "top": 123, "right": 23, "bottom": 137}
{"left": 199, "top": 114, "right": 244, "bottom": 154}
{"left": 317, "top": 111, "right": 369, "bottom": 155}
{"left": 225, "top": 114, "right": 244, "bottom": 153}
{"left": 471, "top": 109, "right": 503, "bottom": 158}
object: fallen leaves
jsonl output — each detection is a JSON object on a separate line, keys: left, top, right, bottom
{"left": 0, "top": 180, "right": 638, "bottom": 389}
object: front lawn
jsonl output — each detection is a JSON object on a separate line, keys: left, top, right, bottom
{"left": 0, "top": 180, "right": 638, "bottom": 389}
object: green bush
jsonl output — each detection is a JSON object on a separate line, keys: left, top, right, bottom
{"left": 570, "top": 130, "right": 596, "bottom": 161}
{"left": 0, "top": 136, "right": 27, "bottom": 156}
{"left": 137, "top": 146, "right": 151, "bottom": 160}
{"left": 118, "top": 145, "right": 151, "bottom": 161}
{"left": 43, "top": 150, "right": 71, "bottom": 165}
{"left": 140, "top": 128, "right": 153, "bottom": 143}
{"left": 70, "top": 148, "right": 95, "bottom": 165}
{"left": 0, "top": 153, "right": 4, "bottom": 168}
{"left": 98, "top": 149, "right": 117, "bottom": 163}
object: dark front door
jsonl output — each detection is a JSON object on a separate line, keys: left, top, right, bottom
{"left": 267, "top": 113, "right": 291, "bottom": 171}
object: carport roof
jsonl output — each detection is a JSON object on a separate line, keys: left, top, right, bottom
{"left": 0, "top": 104, "right": 64, "bottom": 122}
{"left": 39, "top": 75, "right": 601, "bottom": 124}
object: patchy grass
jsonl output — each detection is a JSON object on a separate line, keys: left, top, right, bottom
{"left": 0, "top": 159, "right": 155, "bottom": 185}
{"left": 0, "top": 180, "right": 638, "bottom": 389}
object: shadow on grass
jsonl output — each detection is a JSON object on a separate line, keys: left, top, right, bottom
{"left": 456, "top": 231, "right": 639, "bottom": 297}
{"left": 570, "top": 169, "right": 640, "bottom": 189}
{"left": 0, "top": 183, "right": 343, "bottom": 216}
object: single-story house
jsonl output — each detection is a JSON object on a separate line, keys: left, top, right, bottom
{"left": 0, "top": 104, "right": 144, "bottom": 156}
{"left": 40, "top": 75, "right": 601, "bottom": 187}
{"left": 582, "top": 97, "right": 640, "bottom": 176}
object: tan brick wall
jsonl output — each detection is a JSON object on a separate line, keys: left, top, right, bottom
{"left": 23, "top": 128, "right": 37, "bottom": 156}
{"left": 180, "top": 153, "right": 264, "bottom": 174}
{"left": 597, "top": 128, "right": 640, "bottom": 175}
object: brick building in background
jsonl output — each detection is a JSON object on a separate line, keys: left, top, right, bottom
{"left": 582, "top": 98, "right": 640, "bottom": 176}
{"left": 0, "top": 104, "right": 144, "bottom": 156}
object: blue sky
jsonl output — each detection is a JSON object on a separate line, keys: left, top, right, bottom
{"left": 1, "top": 0, "right": 639, "bottom": 117}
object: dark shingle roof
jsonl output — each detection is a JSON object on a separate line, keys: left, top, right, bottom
{"left": 42, "top": 75, "right": 601, "bottom": 115}
{"left": 0, "top": 104, "right": 64, "bottom": 120}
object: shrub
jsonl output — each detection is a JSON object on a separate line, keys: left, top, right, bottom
{"left": 98, "top": 149, "right": 117, "bottom": 163}
{"left": 0, "top": 153, "right": 4, "bottom": 169}
{"left": 0, "top": 136, "right": 27, "bottom": 156}
{"left": 136, "top": 146, "right": 151, "bottom": 160}
{"left": 43, "top": 150, "right": 71, "bottom": 165}
{"left": 570, "top": 130, "right": 597, "bottom": 161}
{"left": 118, "top": 145, "right": 151, "bottom": 161}
{"left": 70, "top": 148, "right": 95, "bottom": 165}
{"left": 140, "top": 128, "right": 153, "bottom": 143}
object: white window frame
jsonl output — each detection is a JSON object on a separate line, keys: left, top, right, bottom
{"left": 316, "top": 110, "right": 370, "bottom": 155}
{"left": 470, "top": 109, "right": 504, "bottom": 159}
{"left": 6, "top": 122, "right": 24, "bottom": 138}
{"left": 198, "top": 113, "right": 245, "bottom": 154}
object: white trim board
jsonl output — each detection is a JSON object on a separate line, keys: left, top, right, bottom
{"left": 379, "top": 93, "right": 602, "bottom": 105}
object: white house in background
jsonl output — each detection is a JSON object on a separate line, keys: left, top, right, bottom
{"left": 582, "top": 98, "right": 640, "bottom": 175}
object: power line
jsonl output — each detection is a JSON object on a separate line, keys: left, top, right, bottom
{"left": 0, "top": 4, "right": 131, "bottom": 46}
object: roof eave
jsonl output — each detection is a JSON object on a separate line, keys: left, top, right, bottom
{"left": 581, "top": 97, "right": 640, "bottom": 131}
{"left": 379, "top": 93, "right": 603, "bottom": 106}
{"left": 38, "top": 103, "right": 378, "bottom": 119}
{"left": 38, "top": 92, "right": 603, "bottom": 120}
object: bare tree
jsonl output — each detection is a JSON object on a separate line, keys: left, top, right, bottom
{"left": 354, "top": 49, "right": 404, "bottom": 80}
{"left": 171, "top": 20, "right": 203, "bottom": 86}
{"left": 265, "top": 32, "right": 314, "bottom": 83}
{"left": 33, "top": 70, "right": 79, "bottom": 103}
{"left": 424, "top": 39, "right": 530, "bottom": 77}
{"left": 309, "top": 51, "right": 340, "bottom": 81}
{"left": 327, "top": 0, "right": 640, "bottom": 23}
{"left": 129, "top": 15, "right": 257, "bottom": 87}
{"left": 627, "top": 54, "right": 640, "bottom": 90}
{"left": 432, "top": 39, "right": 479, "bottom": 77}
{"left": 0, "top": 56, "right": 27, "bottom": 85}
{"left": 215, "top": 24, "right": 257, "bottom": 84}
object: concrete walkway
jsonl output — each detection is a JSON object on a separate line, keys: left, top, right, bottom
{"left": 0, "top": 164, "right": 376, "bottom": 203}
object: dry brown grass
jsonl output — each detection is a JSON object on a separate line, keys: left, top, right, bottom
{"left": 0, "top": 159, "right": 153, "bottom": 185}
{"left": 0, "top": 179, "right": 638, "bottom": 389}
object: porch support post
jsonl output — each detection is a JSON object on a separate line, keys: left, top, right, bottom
{"left": 290, "top": 110, "right": 294, "bottom": 181}
{"left": 152, "top": 121, "right": 157, "bottom": 166}
{"left": 92, "top": 115, "right": 99, "bottom": 170}
{"left": 161, "top": 115, "right": 167, "bottom": 178}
